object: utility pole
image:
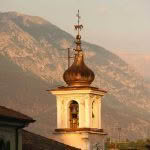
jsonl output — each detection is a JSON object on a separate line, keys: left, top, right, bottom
{"left": 118, "top": 127, "right": 121, "bottom": 143}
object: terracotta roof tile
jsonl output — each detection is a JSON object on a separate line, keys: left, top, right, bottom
{"left": 0, "top": 106, "right": 35, "bottom": 123}
{"left": 22, "top": 130, "right": 80, "bottom": 150}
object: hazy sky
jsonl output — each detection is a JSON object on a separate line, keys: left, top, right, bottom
{"left": 1, "top": 0, "right": 150, "bottom": 52}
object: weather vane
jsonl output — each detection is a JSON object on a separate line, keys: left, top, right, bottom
{"left": 74, "top": 10, "right": 83, "bottom": 35}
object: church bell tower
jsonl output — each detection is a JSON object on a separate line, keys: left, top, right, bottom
{"left": 49, "top": 10, "right": 107, "bottom": 150}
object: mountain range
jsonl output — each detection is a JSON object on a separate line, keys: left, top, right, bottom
{"left": 0, "top": 11, "right": 150, "bottom": 140}
{"left": 114, "top": 50, "right": 150, "bottom": 82}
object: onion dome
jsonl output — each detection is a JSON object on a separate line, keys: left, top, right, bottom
{"left": 63, "top": 50, "right": 95, "bottom": 87}
{"left": 63, "top": 10, "right": 95, "bottom": 87}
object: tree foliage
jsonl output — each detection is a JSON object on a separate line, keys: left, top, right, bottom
{"left": 105, "top": 138, "right": 150, "bottom": 150}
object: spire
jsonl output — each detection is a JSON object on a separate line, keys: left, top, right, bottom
{"left": 74, "top": 10, "right": 83, "bottom": 52}
{"left": 63, "top": 10, "right": 95, "bottom": 87}
{"left": 75, "top": 10, "right": 83, "bottom": 36}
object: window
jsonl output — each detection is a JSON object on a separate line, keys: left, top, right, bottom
{"left": 0, "top": 139, "right": 10, "bottom": 150}
{"left": 69, "top": 100, "right": 79, "bottom": 129}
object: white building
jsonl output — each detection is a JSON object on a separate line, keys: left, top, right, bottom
{"left": 49, "top": 10, "right": 107, "bottom": 150}
{"left": 0, "top": 105, "right": 34, "bottom": 150}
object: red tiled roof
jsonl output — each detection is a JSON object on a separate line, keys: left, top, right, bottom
{"left": 0, "top": 106, "right": 35, "bottom": 123}
{"left": 22, "top": 130, "right": 80, "bottom": 150}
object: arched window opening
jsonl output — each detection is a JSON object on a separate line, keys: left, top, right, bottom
{"left": 69, "top": 100, "right": 79, "bottom": 129}
{"left": 92, "top": 101, "right": 95, "bottom": 118}
{"left": 92, "top": 100, "right": 99, "bottom": 128}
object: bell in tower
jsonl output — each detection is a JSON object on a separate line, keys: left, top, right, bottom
{"left": 49, "top": 10, "right": 107, "bottom": 150}
{"left": 69, "top": 100, "right": 79, "bottom": 129}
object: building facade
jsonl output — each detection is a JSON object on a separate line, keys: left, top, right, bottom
{"left": 0, "top": 105, "right": 80, "bottom": 150}
{"left": 0, "top": 106, "right": 34, "bottom": 150}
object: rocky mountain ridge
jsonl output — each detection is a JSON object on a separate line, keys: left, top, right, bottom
{"left": 114, "top": 50, "right": 150, "bottom": 82}
{"left": 0, "top": 11, "right": 150, "bottom": 139}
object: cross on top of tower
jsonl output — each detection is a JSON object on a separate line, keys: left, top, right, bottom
{"left": 74, "top": 10, "right": 83, "bottom": 36}
{"left": 76, "top": 9, "right": 80, "bottom": 25}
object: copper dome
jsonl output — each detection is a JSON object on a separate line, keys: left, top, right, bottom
{"left": 63, "top": 10, "right": 95, "bottom": 87}
{"left": 63, "top": 51, "right": 95, "bottom": 87}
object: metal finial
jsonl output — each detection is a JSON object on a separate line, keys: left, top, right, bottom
{"left": 77, "top": 9, "right": 80, "bottom": 26}
{"left": 74, "top": 10, "right": 83, "bottom": 52}
{"left": 74, "top": 10, "right": 83, "bottom": 35}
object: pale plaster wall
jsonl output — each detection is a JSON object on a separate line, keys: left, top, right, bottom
{"left": 50, "top": 89, "right": 106, "bottom": 150}
{"left": 52, "top": 132, "right": 106, "bottom": 150}
{"left": 52, "top": 90, "right": 103, "bottom": 129}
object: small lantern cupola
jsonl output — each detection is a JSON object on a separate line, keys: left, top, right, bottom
{"left": 63, "top": 10, "right": 95, "bottom": 87}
